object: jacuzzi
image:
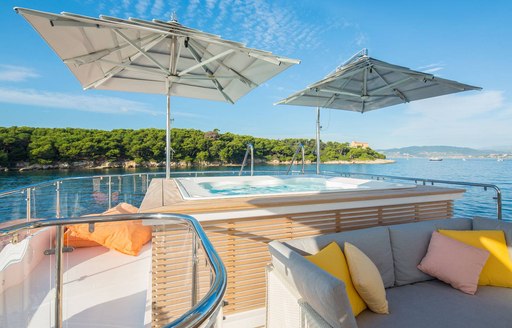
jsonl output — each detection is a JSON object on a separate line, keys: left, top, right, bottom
{"left": 174, "top": 175, "right": 415, "bottom": 200}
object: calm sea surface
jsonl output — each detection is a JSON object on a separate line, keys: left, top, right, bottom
{"left": 0, "top": 158, "right": 511, "bottom": 221}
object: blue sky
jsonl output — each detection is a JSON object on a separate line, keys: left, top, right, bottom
{"left": 1, "top": 0, "right": 512, "bottom": 150}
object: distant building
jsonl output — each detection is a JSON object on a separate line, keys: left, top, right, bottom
{"left": 350, "top": 141, "right": 369, "bottom": 149}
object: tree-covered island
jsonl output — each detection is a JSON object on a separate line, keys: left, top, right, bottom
{"left": 0, "top": 126, "right": 388, "bottom": 170}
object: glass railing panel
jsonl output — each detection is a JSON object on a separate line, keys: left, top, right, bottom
{"left": 0, "top": 225, "right": 55, "bottom": 327}
{"left": 50, "top": 174, "right": 161, "bottom": 218}
{"left": 31, "top": 183, "right": 58, "bottom": 220}
{"left": 58, "top": 178, "right": 106, "bottom": 217}
{"left": 332, "top": 171, "right": 502, "bottom": 220}
{"left": 0, "top": 214, "right": 226, "bottom": 328}
{"left": 60, "top": 217, "right": 153, "bottom": 327}
{"left": 0, "top": 189, "right": 30, "bottom": 224}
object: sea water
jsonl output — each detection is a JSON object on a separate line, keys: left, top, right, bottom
{"left": 0, "top": 158, "right": 510, "bottom": 221}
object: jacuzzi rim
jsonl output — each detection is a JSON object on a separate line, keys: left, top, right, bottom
{"left": 174, "top": 175, "right": 416, "bottom": 201}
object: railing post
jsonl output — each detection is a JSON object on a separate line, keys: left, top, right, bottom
{"left": 54, "top": 224, "right": 64, "bottom": 328}
{"left": 301, "top": 143, "right": 305, "bottom": 174}
{"left": 26, "top": 187, "right": 31, "bottom": 221}
{"left": 191, "top": 231, "right": 199, "bottom": 306}
{"left": 239, "top": 143, "right": 254, "bottom": 176}
{"left": 250, "top": 144, "right": 254, "bottom": 177}
{"left": 496, "top": 187, "right": 503, "bottom": 220}
{"left": 56, "top": 181, "right": 61, "bottom": 219}
{"left": 53, "top": 180, "right": 64, "bottom": 328}
{"left": 108, "top": 176, "right": 112, "bottom": 209}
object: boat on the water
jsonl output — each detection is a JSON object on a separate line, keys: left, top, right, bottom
{"left": 429, "top": 157, "right": 443, "bottom": 161}
{"left": 0, "top": 7, "right": 506, "bottom": 328}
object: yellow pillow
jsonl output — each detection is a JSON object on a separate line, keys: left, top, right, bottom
{"left": 438, "top": 230, "right": 512, "bottom": 287}
{"left": 344, "top": 242, "right": 389, "bottom": 314}
{"left": 306, "top": 242, "right": 367, "bottom": 316}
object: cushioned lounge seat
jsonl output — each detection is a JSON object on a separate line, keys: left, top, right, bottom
{"left": 357, "top": 280, "right": 512, "bottom": 328}
{"left": 267, "top": 217, "right": 512, "bottom": 328}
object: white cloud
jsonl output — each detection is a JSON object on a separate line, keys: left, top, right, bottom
{"left": 123, "top": 0, "right": 131, "bottom": 9}
{"left": 422, "top": 67, "right": 444, "bottom": 74}
{"left": 135, "top": 0, "right": 150, "bottom": 17}
{"left": 173, "top": 111, "right": 207, "bottom": 119}
{"left": 185, "top": 0, "right": 201, "bottom": 22}
{"left": 181, "top": 0, "right": 324, "bottom": 53}
{"left": 205, "top": 0, "right": 217, "bottom": 16}
{"left": 0, "top": 87, "right": 160, "bottom": 115}
{"left": 83, "top": 0, "right": 358, "bottom": 54}
{"left": 0, "top": 65, "right": 39, "bottom": 82}
{"left": 390, "top": 90, "right": 512, "bottom": 148}
{"left": 416, "top": 63, "right": 445, "bottom": 74}
{"left": 354, "top": 32, "right": 367, "bottom": 47}
{"left": 151, "top": 0, "right": 165, "bottom": 17}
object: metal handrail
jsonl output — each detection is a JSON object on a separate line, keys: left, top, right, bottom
{"left": 286, "top": 143, "right": 305, "bottom": 175}
{"left": 0, "top": 172, "right": 166, "bottom": 198}
{"left": 0, "top": 213, "right": 227, "bottom": 328}
{"left": 335, "top": 171, "right": 503, "bottom": 220}
{"left": 0, "top": 169, "right": 505, "bottom": 221}
{"left": 239, "top": 143, "right": 254, "bottom": 176}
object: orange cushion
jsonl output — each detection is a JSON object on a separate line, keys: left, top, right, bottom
{"left": 67, "top": 220, "right": 151, "bottom": 256}
{"left": 64, "top": 202, "right": 140, "bottom": 248}
{"left": 65, "top": 202, "right": 149, "bottom": 255}
{"left": 64, "top": 229, "right": 101, "bottom": 248}
{"left": 102, "top": 202, "right": 139, "bottom": 215}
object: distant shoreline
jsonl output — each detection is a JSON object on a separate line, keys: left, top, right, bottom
{"left": 1, "top": 158, "right": 396, "bottom": 172}
{"left": 323, "top": 159, "right": 395, "bottom": 165}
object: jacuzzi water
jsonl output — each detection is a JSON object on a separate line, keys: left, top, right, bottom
{"left": 175, "top": 175, "right": 415, "bottom": 200}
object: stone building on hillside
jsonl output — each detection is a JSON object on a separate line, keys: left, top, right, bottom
{"left": 350, "top": 141, "right": 369, "bottom": 149}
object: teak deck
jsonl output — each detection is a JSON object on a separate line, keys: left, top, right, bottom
{"left": 143, "top": 178, "right": 464, "bottom": 324}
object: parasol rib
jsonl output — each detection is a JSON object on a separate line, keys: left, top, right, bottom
{"left": 371, "top": 75, "right": 414, "bottom": 95}
{"left": 186, "top": 42, "right": 234, "bottom": 104}
{"left": 113, "top": 29, "right": 170, "bottom": 75}
{"left": 323, "top": 94, "right": 338, "bottom": 108}
{"left": 97, "top": 59, "right": 168, "bottom": 77}
{"left": 64, "top": 34, "right": 160, "bottom": 65}
{"left": 83, "top": 34, "right": 167, "bottom": 89}
{"left": 319, "top": 88, "right": 361, "bottom": 98}
{"left": 178, "top": 49, "right": 235, "bottom": 77}
{"left": 188, "top": 39, "right": 257, "bottom": 87}
{"left": 393, "top": 88, "right": 409, "bottom": 102}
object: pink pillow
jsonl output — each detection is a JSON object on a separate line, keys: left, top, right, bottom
{"left": 418, "top": 231, "right": 490, "bottom": 294}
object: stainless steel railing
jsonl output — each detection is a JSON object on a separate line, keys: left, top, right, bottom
{"left": 0, "top": 213, "right": 227, "bottom": 328}
{"left": 335, "top": 171, "right": 503, "bottom": 220}
{"left": 286, "top": 143, "right": 305, "bottom": 175}
{"left": 0, "top": 169, "right": 506, "bottom": 222}
{"left": 239, "top": 143, "right": 254, "bottom": 176}
{"left": 0, "top": 172, "right": 166, "bottom": 222}
{"left": 2, "top": 170, "right": 309, "bottom": 223}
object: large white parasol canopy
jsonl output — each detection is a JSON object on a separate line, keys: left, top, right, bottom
{"left": 16, "top": 7, "right": 300, "bottom": 178}
{"left": 276, "top": 49, "right": 481, "bottom": 173}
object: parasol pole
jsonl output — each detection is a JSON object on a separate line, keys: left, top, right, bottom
{"left": 316, "top": 107, "right": 321, "bottom": 174}
{"left": 166, "top": 86, "right": 171, "bottom": 179}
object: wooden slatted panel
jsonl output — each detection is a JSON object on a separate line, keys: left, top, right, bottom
{"left": 200, "top": 200, "right": 453, "bottom": 315}
{"left": 152, "top": 224, "right": 213, "bottom": 328}
{"left": 150, "top": 200, "right": 453, "bottom": 320}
